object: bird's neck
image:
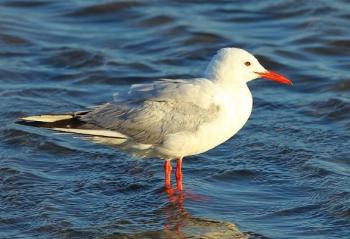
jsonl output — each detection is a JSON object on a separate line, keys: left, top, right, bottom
{"left": 204, "top": 56, "right": 244, "bottom": 88}
{"left": 205, "top": 67, "right": 247, "bottom": 91}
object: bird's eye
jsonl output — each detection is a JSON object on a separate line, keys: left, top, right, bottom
{"left": 244, "top": 61, "right": 251, "bottom": 66}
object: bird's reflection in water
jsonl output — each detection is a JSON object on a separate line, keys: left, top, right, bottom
{"left": 158, "top": 188, "right": 247, "bottom": 239}
{"left": 122, "top": 187, "right": 245, "bottom": 239}
{"left": 162, "top": 187, "right": 188, "bottom": 238}
{"left": 161, "top": 187, "right": 210, "bottom": 239}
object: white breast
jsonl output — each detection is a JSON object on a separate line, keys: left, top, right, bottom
{"left": 156, "top": 84, "right": 253, "bottom": 158}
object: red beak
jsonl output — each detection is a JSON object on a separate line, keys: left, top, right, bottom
{"left": 256, "top": 70, "right": 292, "bottom": 85}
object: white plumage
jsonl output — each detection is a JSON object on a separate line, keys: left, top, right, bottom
{"left": 18, "top": 48, "right": 291, "bottom": 160}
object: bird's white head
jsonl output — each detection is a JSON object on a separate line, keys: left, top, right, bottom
{"left": 205, "top": 48, "right": 292, "bottom": 86}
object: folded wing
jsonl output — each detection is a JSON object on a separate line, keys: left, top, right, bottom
{"left": 80, "top": 78, "right": 220, "bottom": 144}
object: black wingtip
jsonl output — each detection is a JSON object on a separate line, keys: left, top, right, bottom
{"left": 15, "top": 120, "right": 49, "bottom": 128}
{"left": 15, "top": 116, "right": 87, "bottom": 129}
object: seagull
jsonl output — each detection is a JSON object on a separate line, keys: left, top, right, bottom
{"left": 17, "top": 48, "right": 292, "bottom": 191}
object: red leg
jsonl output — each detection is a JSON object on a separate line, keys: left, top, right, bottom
{"left": 176, "top": 157, "right": 183, "bottom": 191}
{"left": 164, "top": 160, "right": 172, "bottom": 189}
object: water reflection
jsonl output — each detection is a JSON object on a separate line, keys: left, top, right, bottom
{"left": 163, "top": 188, "right": 187, "bottom": 238}
{"left": 158, "top": 188, "right": 246, "bottom": 239}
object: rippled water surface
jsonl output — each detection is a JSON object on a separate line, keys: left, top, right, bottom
{"left": 1, "top": 1, "right": 350, "bottom": 238}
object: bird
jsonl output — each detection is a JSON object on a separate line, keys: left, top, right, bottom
{"left": 17, "top": 47, "right": 292, "bottom": 192}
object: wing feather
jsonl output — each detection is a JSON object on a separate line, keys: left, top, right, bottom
{"left": 80, "top": 79, "right": 220, "bottom": 144}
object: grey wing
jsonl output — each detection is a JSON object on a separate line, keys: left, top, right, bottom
{"left": 80, "top": 79, "right": 220, "bottom": 144}
{"left": 80, "top": 99, "right": 219, "bottom": 145}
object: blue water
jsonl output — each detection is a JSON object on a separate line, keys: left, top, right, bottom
{"left": 1, "top": 1, "right": 349, "bottom": 238}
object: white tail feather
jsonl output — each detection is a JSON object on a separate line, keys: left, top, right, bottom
{"left": 52, "top": 128, "right": 128, "bottom": 138}
{"left": 21, "top": 114, "right": 73, "bottom": 122}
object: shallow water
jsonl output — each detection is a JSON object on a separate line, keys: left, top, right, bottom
{"left": 1, "top": 1, "right": 349, "bottom": 238}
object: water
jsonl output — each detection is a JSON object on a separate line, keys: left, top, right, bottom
{"left": 1, "top": 1, "right": 349, "bottom": 238}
